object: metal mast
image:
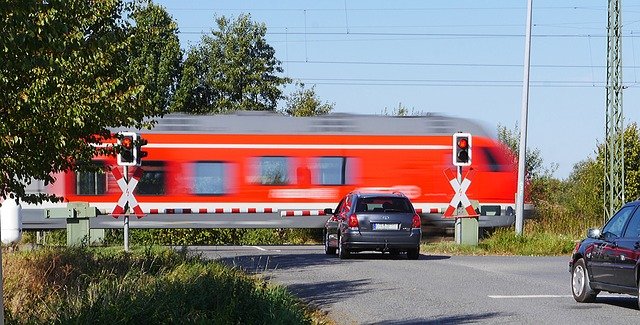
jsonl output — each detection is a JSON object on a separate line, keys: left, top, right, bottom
{"left": 604, "top": 0, "right": 624, "bottom": 221}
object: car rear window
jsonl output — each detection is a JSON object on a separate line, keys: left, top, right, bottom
{"left": 356, "top": 197, "right": 413, "bottom": 213}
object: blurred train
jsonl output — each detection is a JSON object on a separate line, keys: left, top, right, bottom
{"left": 24, "top": 111, "right": 532, "bottom": 229}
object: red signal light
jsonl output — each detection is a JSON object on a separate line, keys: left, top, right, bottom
{"left": 457, "top": 138, "right": 468, "bottom": 149}
{"left": 121, "top": 137, "right": 133, "bottom": 149}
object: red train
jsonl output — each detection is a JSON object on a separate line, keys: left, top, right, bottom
{"left": 25, "top": 111, "right": 531, "bottom": 229}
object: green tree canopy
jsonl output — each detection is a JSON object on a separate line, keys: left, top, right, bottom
{"left": 497, "top": 123, "right": 556, "bottom": 180}
{"left": 0, "top": 0, "right": 166, "bottom": 203}
{"left": 173, "top": 14, "right": 290, "bottom": 114}
{"left": 128, "top": 0, "right": 182, "bottom": 113}
{"left": 282, "top": 83, "right": 334, "bottom": 117}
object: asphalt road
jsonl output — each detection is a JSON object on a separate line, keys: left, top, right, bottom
{"left": 191, "top": 245, "right": 640, "bottom": 325}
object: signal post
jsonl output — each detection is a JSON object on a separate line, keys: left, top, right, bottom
{"left": 448, "top": 133, "right": 479, "bottom": 246}
{"left": 115, "top": 132, "right": 148, "bottom": 252}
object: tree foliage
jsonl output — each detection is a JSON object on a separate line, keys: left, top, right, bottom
{"left": 537, "top": 123, "right": 640, "bottom": 226}
{"left": 496, "top": 123, "right": 556, "bottom": 180}
{"left": 173, "top": 14, "right": 290, "bottom": 114}
{"left": 128, "top": 0, "right": 182, "bottom": 113}
{"left": 0, "top": 0, "right": 167, "bottom": 203}
{"left": 381, "top": 102, "right": 426, "bottom": 116}
{"left": 282, "top": 83, "right": 334, "bottom": 117}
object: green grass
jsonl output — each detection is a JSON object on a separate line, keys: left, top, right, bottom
{"left": 422, "top": 227, "right": 577, "bottom": 256}
{"left": 3, "top": 246, "right": 332, "bottom": 325}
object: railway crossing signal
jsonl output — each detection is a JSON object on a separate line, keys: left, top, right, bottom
{"left": 116, "top": 132, "right": 148, "bottom": 166}
{"left": 111, "top": 166, "right": 144, "bottom": 217}
{"left": 453, "top": 133, "right": 472, "bottom": 167}
{"left": 136, "top": 137, "right": 148, "bottom": 165}
{"left": 443, "top": 168, "right": 477, "bottom": 217}
{"left": 117, "top": 132, "right": 137, "bottom": 166}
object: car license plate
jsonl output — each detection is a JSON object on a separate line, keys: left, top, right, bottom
{"left": 373, "top": 223, "right": 400, "bottom": 230}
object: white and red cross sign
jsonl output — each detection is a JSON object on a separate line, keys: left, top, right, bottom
{"left": 111, "top": 167, "right": 144, "bottom": 218}
{"left": 443, "top": 168, "right": 478, "bottom": 217}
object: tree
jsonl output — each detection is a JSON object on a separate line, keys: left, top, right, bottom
{"left": 381, "top": 102, "right": 426, "bottom": 116}
{"left": 128, "top": 0, "right": 182, "bottom": 113}
{"left": 0, "top": 0, "right": 164, "bottom": 203}
{"left": 282, "top": 83, "right": 334, "bottom": 117}
{"left": 496, "top": 123, "right": 556, "bottom": 180}
{"left": 173, "top": 14, "right": 290, "bottom": 114}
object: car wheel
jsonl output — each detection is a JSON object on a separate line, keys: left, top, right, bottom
{"left": 324, "top": 232, "right": 337, "bottom": 255}
{"left": 572, "top": 258, "right": 598, "bottom": 303}
{"left": 637, "top": 278, "right": 640, "bottom": 309}
{"left": 407, "top": 247, "right": 420, "bottom": 260}
{"left": 338, "top": 235, "right": 350, "bottom": 259}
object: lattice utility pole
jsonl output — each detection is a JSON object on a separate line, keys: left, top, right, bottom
{"left": 604, "top": 0, "right": 624, "bottom": 221}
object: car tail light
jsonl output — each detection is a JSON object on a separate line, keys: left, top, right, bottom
{"left": 572, "top": 241, "right": 581, "bottom": 255}
{"left": 348, "top": 214, "right": 359, "bottom": 228}
{"left": 412, "top": 214, "right": 421, "bottom": 228}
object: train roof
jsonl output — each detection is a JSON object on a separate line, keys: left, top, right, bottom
{"left": 115, "top": 111, "right": 491, "bottom": 137}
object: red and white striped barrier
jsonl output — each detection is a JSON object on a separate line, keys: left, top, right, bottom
{"left": 111, "top": 167, "right": 144, "bottom": 218}
{"left": 110, "top": 205, "right": 447, "bottom": 217}
{"left": 415, "top": 208, "right": 445, "bottom": 214}
{"left": 280, "top": 210, "right": 327, "bottom": 217}
{"left": 148, "top": 208, "right": 275, "bottom": 214}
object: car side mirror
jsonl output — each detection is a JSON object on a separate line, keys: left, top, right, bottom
{"left": 324, "top": 208, "right": 333, "bottom": 215}
{"left": 587, "top": 228, "right": 602, "bottom": 239}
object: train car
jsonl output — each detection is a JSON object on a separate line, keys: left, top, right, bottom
{"left": 23, "top": 111, "right": 532, "bottom": 229}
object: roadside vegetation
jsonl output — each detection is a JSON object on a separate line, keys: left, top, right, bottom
{"left": 424, "top": 123, "right": 640, "bottom": 256}
{"left": 2, "top": 246, "right": 331, "bottom": 324}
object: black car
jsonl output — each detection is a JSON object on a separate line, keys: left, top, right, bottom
{"left": 323, "top": 191, "right": 422, "bottom": 259}
{"left": 570, "top": 200, "right": 640, "bottom": 305}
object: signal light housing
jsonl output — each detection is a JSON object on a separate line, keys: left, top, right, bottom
{"left": 453, "top": 132, "right": 472, "bottom": 167}
{"left": 116, "top": 132, "right": 148, "bottom": 166}
{"left": 136, "top": 137, "right": 148, "bottom": 165}
{"left": 117, "top": 132, "right": 137, "bottom": 166}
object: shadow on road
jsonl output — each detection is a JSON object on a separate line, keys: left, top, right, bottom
{"left": 363, "top": 312, "right": 506, "bottom": 325}
{"left": 286, "top": 279, "right": 373, "bottom": 307}
{"left": 213, "top": 251, "right": 451, "bottom": 273}
{"left": 215, "top": 253, "right": 338, "bottom": 273}
{"left": 595, "top": 296, "right": 638, "bottom": 310}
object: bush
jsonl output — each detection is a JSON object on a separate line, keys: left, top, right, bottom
{"left": 2, "top": 246, "right": 322, "bottom": 324}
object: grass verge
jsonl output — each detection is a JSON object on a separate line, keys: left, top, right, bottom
{"left": 422, "top": 227, "right": 576, "bottom": 256}
{"left": 3, "top": 246, "right": 332, "bottom": 324}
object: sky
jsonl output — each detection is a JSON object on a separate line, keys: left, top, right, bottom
{"left": 153, "top": 0, "right": 640, "bottom": 179}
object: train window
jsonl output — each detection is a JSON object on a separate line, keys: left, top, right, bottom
{"left": 76, "top": 164, "right": 106, "bottom": 195}
{"left": 259, "top": 156, "right": 290, "bottom": 185}
{"left": 136, "top": 161, "right": 165, "bottom": 195}
{"left": 194, "top": 161, "right": 227, "bottom": 195}
{"left": 481, "top": 147, "right": 509, "bottom": 172}
{"left": 315, "top": 157, "right": 347, "bottom": 185}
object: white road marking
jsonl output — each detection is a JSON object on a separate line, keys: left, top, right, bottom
{"left": 246, "top": 246, "right": 267, "bottom": 251}
{"left": 489, "top": 295, "right": 572, "bottom": 299}
{"left": 489, "top": 294, "right": 625, "bottom": 299}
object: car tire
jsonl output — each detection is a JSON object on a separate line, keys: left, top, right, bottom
{"left": 338, "top": 235, "right": 350, "bottom": 259}
{"left": 572, "top": 258, "right": 598, "bottom": 303}
{"left": 407, "top": 247, "right": 420, "bottom": 260}
{"left": 637, "top": 278, "right": 640, "bottom": 309}
{"left": 324, "top": 232, "right": 337, "bottom": 255}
